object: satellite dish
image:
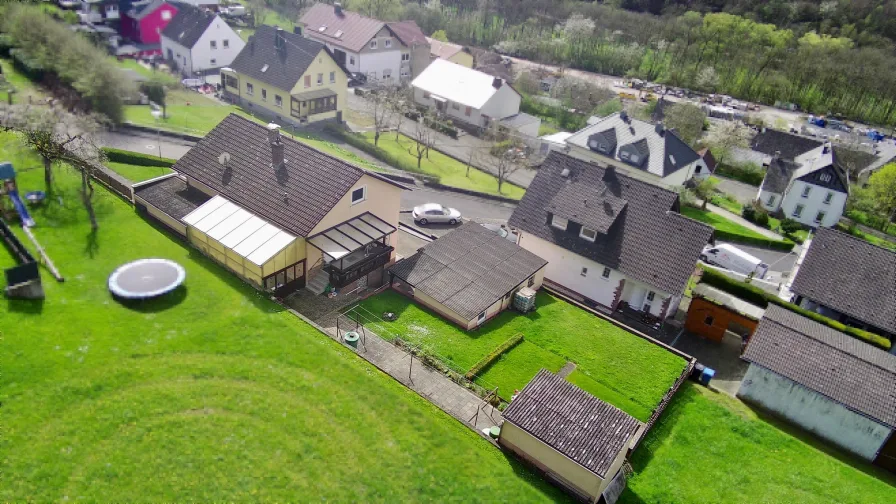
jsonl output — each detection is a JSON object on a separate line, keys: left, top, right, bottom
{"left": 218, "top": 152, "right": 231, "bottom": 165}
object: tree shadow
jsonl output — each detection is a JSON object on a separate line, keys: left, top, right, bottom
{"left": 6, "top": 297, "right": 44, "bottom": 314}
{"left": 84, "top": 228, "right": 99, "bottom": 258}
{"left": 114, "top": 285, "right": 187, "bottom": 313}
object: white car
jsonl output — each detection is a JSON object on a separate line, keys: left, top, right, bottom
{"left": 412, "top": 203, "right": 461, "bottom": 225}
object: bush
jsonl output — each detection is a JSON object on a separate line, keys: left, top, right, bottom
{"left": 715, "top": 162, "right": 765, "bottom": 186}
{"left": 754, "top": 209, "right": 769, "bottom": 227}
{"left": 780, "top": 218, "right": 802, "bottom": 235}
{"left": 699, "top": 268, "right": 891, "bottom": 350}
{"left": 741, "top": 205, "right": 756, "bottom": 222}
{"left": 102, "top": 147, "right": 176, "bottom": 167}
{"left": 465, "top": 333, "right": 524, "bottom": 380}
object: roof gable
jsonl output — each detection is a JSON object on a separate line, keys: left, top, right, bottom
{"left": 760, "top": 157, "right": 799, "bottom": 194}
{"left": 426, "top": 37, "right": 464, "bottom": 59}
{"left": 229, "top": 25, "right": 326, "bottom": 92}
{"left": 386, "top": 21, "right": 427, "bottom": 47}
{"left": 299, "top": 3, "right": 384, "bottom": 53}
{"left": 160, "top": 4, "right": 216, "bottom": 48}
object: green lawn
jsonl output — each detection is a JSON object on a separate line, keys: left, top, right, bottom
{"left": 537, "top": 122, "right": 561, "bottom": 136}
{"left": 360, "top": 132, "right": 527, "bottom": 200}
{"left": 116, "top": 58, "right": 179, "bottom": 87}
{"left": 0, "top": 133, "right": 567, "bottom": 502}
{"left": 681, "top": 206, "right": 792, "bottom": 245}
{"left": 621, "top": 384, "right": 896, "bottom": 503}
{"left": 1, "top": 57, "right": 46, "bottom": 104}
{"left": 356, "top": 291, "right": 687, "bottom": 421}
{"left": 106, "top": 162, "right": 172, "bottom": 183}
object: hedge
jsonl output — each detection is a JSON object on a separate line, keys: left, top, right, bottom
{"left": 325, "top": 126, "right": 440, "bottom": 183}
{"left": 713, "top": 229, "right": 795, "bottom": 252}
{"left": 464, "top": 333, "right": 525, "bottom": 380}
{"left": 714, "top": 163, "right": 764, "bottom": 186}
{"left": 699, "top": 268, "right": 891, "bottom": 350}
{"left": 102, "top": 147, "right": 176, "bottom": 167}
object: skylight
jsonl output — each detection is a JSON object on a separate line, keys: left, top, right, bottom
{"left": 334, "top": 30, "right": 343, "bottom": 38}
{"left": 318, "top": 25, "right": 327, "bottom": 32}
{"left": 669, "top": 155, "right": 676, "bottom": 165}
{"left": 261, "top": 64, "right": 269, "bottom": 73}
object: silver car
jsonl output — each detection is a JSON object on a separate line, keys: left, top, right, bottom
{"left": 412, "top": 203, "right": 461, "bottom": 225}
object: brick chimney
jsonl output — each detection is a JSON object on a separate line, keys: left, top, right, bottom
{"left": 492, "top": 77, "right": 503, "bottom": 89}
{"left": 334, "top": 2, "right": 343, "bottom": 16}
{"left": 268, "top": 123, "right": 285, "bottom": 169}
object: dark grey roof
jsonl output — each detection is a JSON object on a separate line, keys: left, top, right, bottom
{"left": 160, "top": 4, "right": 216, "bottom": 49}
{"left": 663, "top": 133, "right": 700, "bottom": 176}
{"left": 588, "top": 128, "right": 617, "bottom": 152}
{"left": 790, "top": 228, "right": 896, "bottom": 334}
{"left": 502, "top": 370, "right": 641, "bottom": 478}
{"left": 626, "top": 138, "right": 650, "bottom": 161}
{"left": 549, "top": 181, "right": 627, "bottom": 235}
{"left": 743, "top": 305, "right": 896, "bottom": 428}
{"left": 171, "top": 114, "right": 404, "bottom": 237}
{"left": 389, "top": 223, "right": 547, "bottom": 320}
{"left": 229, "top": 25, "right": 327, "bottom": 92}
{"left": 760, "top": 156, "right": 800, "bottom": 194}
{"left": 509, "top": 153, "right": 713, "bottom": 295}
{"left": 133, "top": 175, "right": 210, "bottom": 220}
{"left": 751, "top": 129, "right": 822, "bottom": 160}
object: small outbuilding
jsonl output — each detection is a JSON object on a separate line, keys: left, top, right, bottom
{"left": 739, "top": 305, "right": 896, "bottom": 472}
{"left": 500, "top": 370, "right": 642, "bottom": 503}
{"left": 685, "top": 283, "right": 764, "bottom": 342}
{"left": 389, "top": 223, "right": 547, "bottom": 329}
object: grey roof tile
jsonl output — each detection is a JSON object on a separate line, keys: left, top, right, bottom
{"left": 509, "top": 153, "right": 713, "bottom": 295}
{"left": 230, "top": 25, "right": 327, "bottom": 92}
{"left": 503, "top": 370, "right": 641, "bottom": 477}
{"left": 160, "top": 4, "right": 215, "bottom": 49}
{"left": 133, "top": 175, "right": 210, "bottom": 220}
{"left": 761, "top": 157, "right": 800, "bottom": 193}
{"left": 549, "top": 181, "right": 627, "bottom": 234}
{"left": 743, "top": 305, "right": 896, "bottom": 427}
{"left": 751, "top": 129, "right": 822, "bottom": 160}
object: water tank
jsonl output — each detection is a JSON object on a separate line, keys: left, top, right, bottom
{"left": 513, "top": 287, "right": 537, "bottom": 313}
{"left": 344, "top": 331, "right": 360, "bottom": 348}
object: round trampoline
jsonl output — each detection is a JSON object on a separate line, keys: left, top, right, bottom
{"left": 108, "top": 258, "right": 186, "bottom": 300}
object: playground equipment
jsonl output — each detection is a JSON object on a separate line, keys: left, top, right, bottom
{"left": 108, "top": 258, "right": 186, "bottom": 300}
{"left": 1, "top": 161, "right": 35, "bottom": 227}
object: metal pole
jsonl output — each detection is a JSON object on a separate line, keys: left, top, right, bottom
{"left": 157, "top": 122, "right": 162, "bottom": 159}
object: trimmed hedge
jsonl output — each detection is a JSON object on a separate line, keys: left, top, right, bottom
{"left": 713, "top": 229, "right": 795, "bottom": 251}
{"left": 715, "top": 163, "right": 764, "bottom": 186}
{"left": 325, "top": 126, "right": 440, "bottom": 183}
{"left": 699, "top": 268, "right": 891, "bottom": 350}
{"left": 465, "top": 333, "right": 525, "bottom": 380}
{"left": 102, "top": 147, "right": 176, "bottom": 167}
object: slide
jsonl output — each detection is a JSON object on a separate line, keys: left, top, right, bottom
{"left": 8, "top": 189, "right": 35, "bottom": 228}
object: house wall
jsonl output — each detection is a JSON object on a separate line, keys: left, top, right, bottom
{"left": 408, "top": 42, "right": 432, "bottom": 79}
{"left": 138, "top": 3, "right": 179, "bottom": 45}
{"left": 499, "top": 421, "right": 616, "bottom": 501}
{"left": 413, "top": 85, "right": 486, "bottom": 127}
{"left": 684, "top": 297, "right": 759, "bottom": 342}
{"left": 357, "top": 27, "right": 402, "bottom": 82}
{"left": 517, "top": 233, "right": 675, "bottom": 318}
{"left": 288, "top": 49, "right": 348, "bottom": 122}
{"left": 188, "top": 17, "right": 245, "bottom": 74}
{"left": 737, "top": 364, "right": 893, "bottom": 461}
{"left": 756, "top": 177, "right": 784, "bottom": 212}
{"left": 779, "top": 180, "right": 847, "bottom": 228}
{"left": 480, "top": 83, "right": 521, "bottom": 121}
{"left": 305, "top": 174, "right": 402, "bottom": 269}
{"left": 566, "top": 144, "right": 693, "bottom": 189}
{"left": 160, "top": 36, "right": 191, "bottom": 76}
{"left": 691, "top": 158, "right": 711, "bottom": 180}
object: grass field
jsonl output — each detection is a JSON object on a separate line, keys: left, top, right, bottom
{"left": 106, "top": 162, "right": 173, "bottom": 183}
{"left": 1, "top": 57, "right": 46, "bottom": 104}
{"left": 682, "top": 206, "right": 775, "bottom": 241}
{"left": 359, "top": 132, "right": 527, "bottom": 200}
{"left": 620, "top": 384, "right": 896, "bottom": 503}
{"left": 355, "top": 291, "right": 687, "bottom": 421}
{"left": 0, "top": 133, "right": 567, "bottom": 502}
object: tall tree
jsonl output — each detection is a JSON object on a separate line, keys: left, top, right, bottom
{"left": 865, "top": 163, "right": 896, "bottom": 232}
{"left": 369, "top": 85, "right": 395, "bottom": 146}
{"left": 663, "top": 102, "right": 706, "bottom": 146}
{"left": 703, "top": 121, "right": 754, "bottom": 168}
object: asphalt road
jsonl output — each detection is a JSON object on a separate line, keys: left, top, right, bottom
{"left": 99, "top": 130, "right": 194, "bottom": 160}
{"left": 717, "top": 241, "right": 799, "bottom": 276}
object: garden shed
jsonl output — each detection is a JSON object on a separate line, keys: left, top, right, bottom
{"left": 685, "top": 283, "right": 764, "bottom": 342}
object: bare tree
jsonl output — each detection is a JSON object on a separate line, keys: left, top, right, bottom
{"left": 408, "top": 111, "right": 434, "bottom": 169}
{"left": 388, "top": 87, "right": 412, "bottom": 141}
{"left": 493, "top": 146, "right": 526, "bottom": 195}
{"left": 0, "top": 104, "right": 107, "bottom": 230}
{"left": 369, "top": 85, "right": 394, "bottom": 146}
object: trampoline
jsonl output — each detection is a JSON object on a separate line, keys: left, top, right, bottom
{"left": 108, "top": 258, "right": 186, "bottom": 300}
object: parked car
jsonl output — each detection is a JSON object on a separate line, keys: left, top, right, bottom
{"left": 481, "top": 222, "right": 517, "bottom": 242}
{"left": 700, "top": 243, "right": 769, "bottom": 279}
{"left": 348, "top": 72, "right": 367, "bottom": 88}
{"left": 412, "top": 203, "right": 462, "bottom": 225}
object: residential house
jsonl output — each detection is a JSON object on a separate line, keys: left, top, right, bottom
{"left": 221, "top": 25, "right": 348, "bottom": 125}
{"left": 160, "top": 4, "right": 244, "bottom": 77}
{"left": 500, "top": 370, "right": 642, "bottom": 502}
{"left": 538, "top": 131, "right": 573, "bottom": 156}
{"left": 696, "top": 148, "right": 717, "bottom": 175}
{"left": 133, "top": 114, "right": 406, "bottom": 296}
{"left": 563, "top": 112, "right": 709, "bottom": 187}
{"left": 426, "top": 37, "right": 473, "bottom": 68}
{"left": 739, "top": 305, "right": 896, "bottom": 472}
{"left": 507, "top": 152, "right": 714, "bottom": 320}
{"left": 389, "top": 223, "right": 547, "bottom": 329}
{"left": 411, "top": 59, "right": 541, "bottom": 137}
{"left": 78, "top": 0, "right": 119, "bottom": 24}
{"left": 787, "top": 227, "right": 895, "bottom": 347}
{"left": 297, "top": 2, "right": 430, "bottom": 83}
{"left": 756, "top": 142, "right": 848, "bottom": 228}
{"left": 120, "top": 0, "right": 179, "bottom": 47}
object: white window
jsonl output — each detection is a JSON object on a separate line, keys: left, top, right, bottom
{"left": 551, "top": 215, "right": 568, "bottom": 230}
{"left": 601, "top": 267, "right": 611, "bottom": 279}
{"left": 261, "top": 89, "right": 267, "bottom": 101}
{"left": 385, "top": 39, "right": 392, "bottom": 48}
{"left": 351, "top": 186, "right": 367, "bottom": 204}
{"left": 401, "top": 53, "right": 410, "bottom": 61}
{"left": 581, "top": 267, "right": 588, "bottom": 277}
{"left": 477, "top": 311, "right": 486, "bottom": 324}
{"left": 793, "top": 204, "right": 804, "bottom": 218}
{"left": 527, "top": 277, "right": 535, "bottom": 287}
{"left": 647, "top": 291, "right": 655, "bottom": 301}
{"left": 801, "top": 186, "right": 811, "bottom": 198}
{"left": 350, "top": 56, "right": 355, "bottom": 65}
{"left": 275, "top": 95, "right": 282, "bottom": 108}
{"left": 246, "top": 82, "right": 254, "bottom": 96}
{"left": 451, "top": 101, "right": 460, "bottom": 110}
{"left": 619, "top": 151, "right": 630, "bottom": 160}
{"left": 630, "top": 154, "right": 640, "bottom": 164}
{"left": 815, "top": 211, "right": 826, "bottom": 223}
{"left": 383, "top": 68, "right": 392, "bottom": 79}
{"left": 330, "top": 71, "right": 335, "bottom": 83}
{"left": 766, "top": 194, "right": 776, "bottom": 205}
{"left": 210, "top": 40, "right": 217, "bottom": 50}
{"left": 580, "top": 227, "right": 597, "bottom": 242}
{"left": 369, "top": 39, "right": 377, "bottom": 49}
{"left": 161, "top": 10, "right": 172, "bottom": 21}
{"left": 824, "top": 191, "right": 833, "bottom": 204}
{"left": 820, "top": 173, "right": 832, "bottom": 183}
{"left": 223, "top": 39, "right": 229, "bottom": 48}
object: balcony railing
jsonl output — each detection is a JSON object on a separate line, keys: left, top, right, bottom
{"left": 325, "top": 242, "right": 393, "bottom": 288}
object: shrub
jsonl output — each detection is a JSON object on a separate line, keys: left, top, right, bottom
{"left": 780, "top": 218, "right": 802, "bottom": 235}
{"left": 754, "top": 209, "right": 769, "bottom": 227}
{"left": 464, "top": 333, "right": 524, "bottom": 380}
{"left": 324, "top": 126, "right": 440, "bottom": 183}
{"left": 715, "top": 162, "right": 765, "bottom": 186}
{"left": 698, "top": 268, "right": 891, "bottom": 350}
{"left": 741, "top": 205, "right": 756, "bottom": 222}
{"left": 102, "top": 147, "right": 176, "bottom": 167}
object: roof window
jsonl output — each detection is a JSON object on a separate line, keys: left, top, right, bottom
{"left": 261, "top": 64, "right": 269, "bottom": 73}
{"left": 334, "top": 30, "right": 343, "bottom": 38}
{"left": 318, "top": 25, "right": 327, "bottom": 32}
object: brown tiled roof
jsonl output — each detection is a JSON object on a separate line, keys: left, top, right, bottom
{"left": 386, "top": 21, "right": 427, "bottom": 47}
{"left": 742, "top": 305, "right": 896, "bottom": 428}
{"left": 503, "top": 370, "right": 641, "bottom": 478}
{"left": 697, "top": 148, "right": 717, "bottom": 172}
{"left": 170, "top": 114, "right": 403, "bottom": 237}
{"left": 426, "top": 37, "right": 464, "bottom": 60}
{"left": 389, "top": 223, "right": 547, "bottom": 320}
{"left": 299, "top": 3, "right": 384, "bottom": 53}
{"left": 509, "top": 152, "right": 713, "bottom": 295}
{"left": 790, "top": 227, "right": 896, "bottom": 335}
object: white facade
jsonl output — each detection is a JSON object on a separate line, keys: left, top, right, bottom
{"left": 308, "top": 28, "right": 405, "bottom": 84}
{"left": 517, "top": 233, "right": 678, "bottom": 319}
{"left": 414, "top": 81, "right": 521, "bottom": 130}
{"left": 161, "top": 15, "right": 245, "bottom": 77}
{"left": 779, "top": 180, "right": 846, "bottom": 228}
{"left": 79, "top": 1, "right": 119, "bottom": 23}
{"left": 357, "top": 49, "right": 401, "bottom": 82}
{"left": 738, "top": 365, "right": 893, "bottom": 461}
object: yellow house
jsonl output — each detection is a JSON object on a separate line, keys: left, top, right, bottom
{"left": 500, "top": 370, "right": 643, "bottom": 503}
{"left": 426, "top": 37, "right": 473, "bottom": 68}
{"left": 221, "top": 25, "right": 348, "bottom": 125}
{"left": 135, "top": 114, "right": 405, "bottom": 297}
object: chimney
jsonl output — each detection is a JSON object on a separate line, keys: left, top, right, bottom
{"left": 655, "top": 123, "right": 665, "bottom": 136}
{"left": 334, "top": 2, "right": 343, "bottom": 15}
{"left": 275, "top": 27, "right": 285, "bottom": 51}
{"left": 823, "top": 141, "right": 831, "bottom": 154}
{"left": 268, "top": 123, "right": 285, "bottom": 169}
{"left": 492, "top": 77, "right": 503, "bottom": 89}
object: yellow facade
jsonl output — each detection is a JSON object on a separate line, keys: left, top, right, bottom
{"left": 187, "top": 226, "right": 306, "bottom": 288}
{"left": 222, "top": 48, "right": 347, "bottom": 124}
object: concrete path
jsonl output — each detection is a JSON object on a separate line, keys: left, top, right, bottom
{"left": 705, "top": 202, "right": 788, "bottom": 241}
{"left": 556, "top": 361, "right": 577, "bottom": 379}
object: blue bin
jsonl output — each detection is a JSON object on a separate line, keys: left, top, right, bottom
{"left": 699, "top": 367, "right": 715, "bottom": 386}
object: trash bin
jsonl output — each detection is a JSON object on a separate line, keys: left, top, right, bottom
{"left": 690, "top": 363, "right": 706, "bottom": 381}
{"left": 699, "top": 367, "right": 715, "bottom": 386}
{"left": 344, "top": 331, "right": 360, "bottom": 348}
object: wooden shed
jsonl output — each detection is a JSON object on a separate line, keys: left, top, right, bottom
{"left": 685, "top": 283, "right": 764, "bottom": 342}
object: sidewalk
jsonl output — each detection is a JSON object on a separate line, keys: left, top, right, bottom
{"left": 705, "top": 202, "right": 787, "bottom": 241}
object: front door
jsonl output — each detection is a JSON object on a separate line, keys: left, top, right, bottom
{"left": 629, "top": 287, "right": 647, "bottom": 312}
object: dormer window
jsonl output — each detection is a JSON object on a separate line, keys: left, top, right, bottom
{"left": 629, "top": 154, "right": 640, "bottom": 164}
{"left": 579, "top": 227, "right": 597, "bottom": 242}
{"left": 551, "top": 215, "right": 568, "bottom": 230}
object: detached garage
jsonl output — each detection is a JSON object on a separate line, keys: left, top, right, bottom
{"left": 739, "top": 305, "right": 896, "bottom": 472}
